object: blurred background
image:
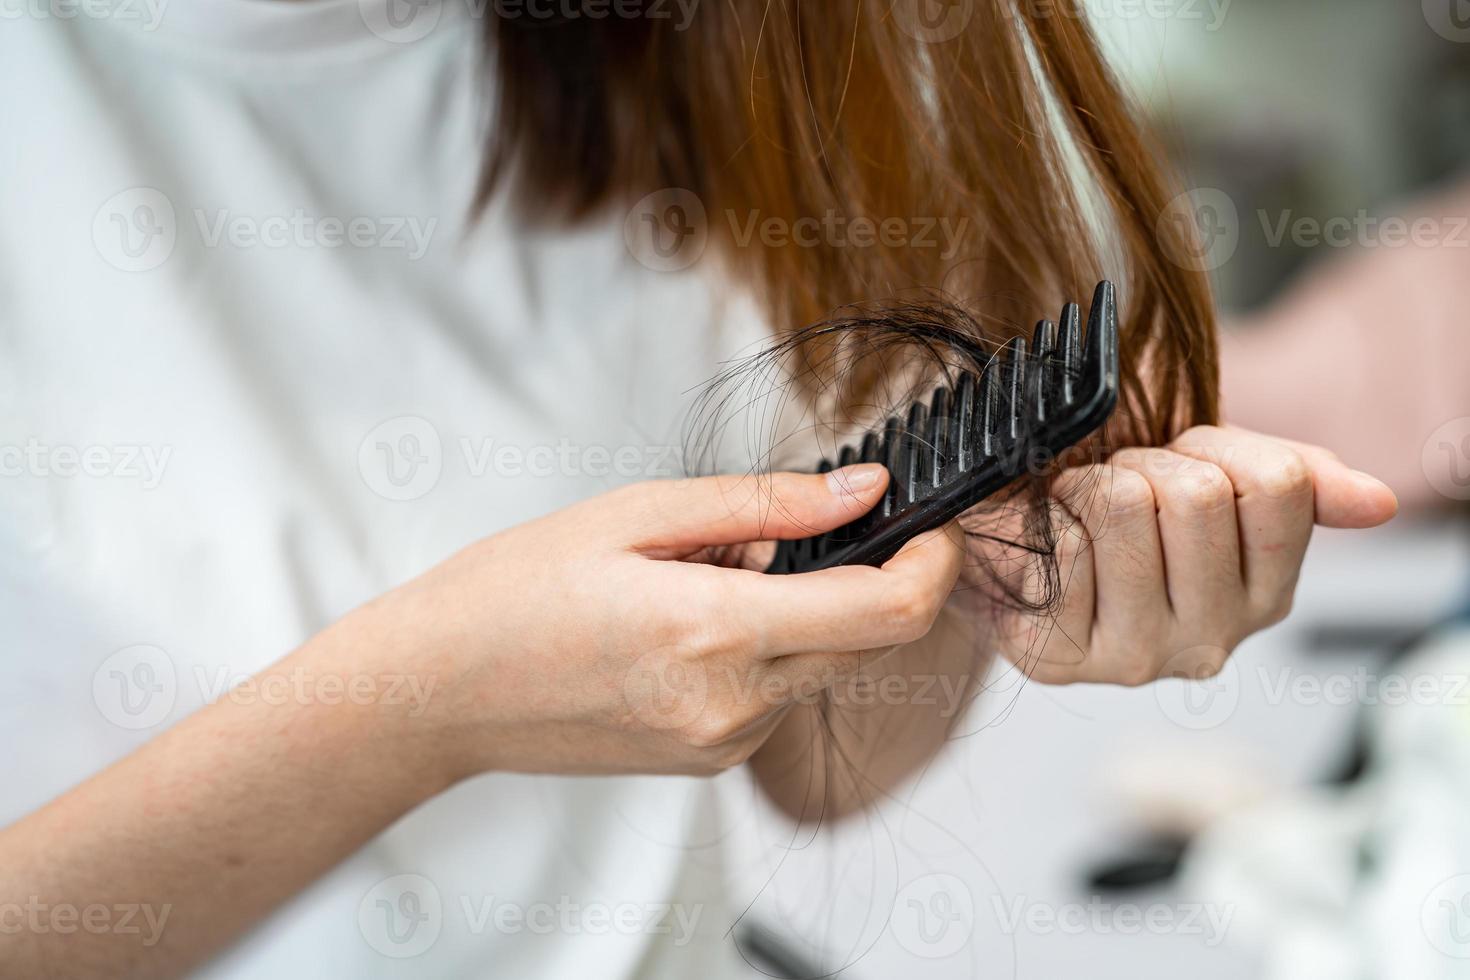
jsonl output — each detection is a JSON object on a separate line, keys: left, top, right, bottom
{"left": 725, "top": 2, "right": 1470, "bottom": 977}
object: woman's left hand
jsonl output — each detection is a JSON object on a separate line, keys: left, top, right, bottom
{"left": 996, "top": 425, "right": 1398, "bottom": 685}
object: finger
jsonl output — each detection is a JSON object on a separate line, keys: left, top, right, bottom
{"left": 622, "top": 466, "right": 889, "bottom": 554}
{"left": 762, "top": 645, "right": 898, "bottom": 703}
{"left": 1110, "top": 448, "right": 1244, "bottom": 626}
{"left": 725, "top": 520, "right": 965, "bottom": 657}
{"left": 1264, "top": 432, "right": 1398, "bottom": 529}
{"left": 1168, "top": 425, "right": 1314, "bottom": 613}
{"left": 1055, "top": 459, "right": 1173, "bottom": 626}
{"left": 1005, "top": 498, "right": 1098, "bottom": 684}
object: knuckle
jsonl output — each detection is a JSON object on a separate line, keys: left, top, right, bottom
{"left": 1254, "top": 453, "right": 1313, "bottom": 501}
{"left": 1260, "top": 590, "right": 1295, "bottom": 626}
{"left": 888, "top": 582, "right": 942, "bottom": 641}
{"left": 681, "top": 707, "right": 747, "bottom": 752}
{"left": 1105, "top": 468, "right": 1154, "bottom": 515}
{"left": 1177, "top": 424, "right": 1225, "bottom": 444}
{"left": 1169, "top": 464, "right": 1233, "bottom": 513}
{"left": 1119, "top": 658, "right": 1160, "bottom": 688}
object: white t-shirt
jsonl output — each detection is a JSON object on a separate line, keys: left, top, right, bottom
{"left": 0, "top": 3, "right": 765, "bottom": 975}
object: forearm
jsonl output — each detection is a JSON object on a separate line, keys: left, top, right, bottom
{"left": 0, "top": 608, "right": 453, "bottom": 979}
{"left": 751, "top": 608, "right": 986, "bottom": 823}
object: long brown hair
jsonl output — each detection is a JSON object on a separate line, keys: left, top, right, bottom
{"left": 481, "top": 0, "right": 1218, "bottom": 448}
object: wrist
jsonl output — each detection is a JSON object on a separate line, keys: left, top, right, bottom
{"left": 283, "top": 600, "right": 466, "bottom": 803}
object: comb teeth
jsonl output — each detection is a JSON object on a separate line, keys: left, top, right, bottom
{"left": 768, "top": 280, "right": 1120, "bottom": 574}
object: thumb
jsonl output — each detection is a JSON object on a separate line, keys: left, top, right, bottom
{"left": 1278, "top": 438, "right": 1399, "bottom": 529}
{"left": 624, "top": 464, "right": 889, "bottom": 551}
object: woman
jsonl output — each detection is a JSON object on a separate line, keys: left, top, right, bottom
{"left": 0, "top": 2, "right": 1395, "bottom": 977}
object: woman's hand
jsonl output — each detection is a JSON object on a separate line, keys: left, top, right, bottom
{"left": 353, "top": 464, "right": 964, "bottom": 781}
{"left": 995, "top": 424, "right": 1399, "bottom": 685}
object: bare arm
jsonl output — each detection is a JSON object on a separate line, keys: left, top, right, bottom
{"left": 0, "top": 611, "right": 453, "bottom": 978}
{"left": 1, "top": 470, "right": 962, "bottom": 978}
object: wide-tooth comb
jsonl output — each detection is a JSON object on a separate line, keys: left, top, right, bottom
{"left": 767, "top": 280, "right": 1119, "bottom": 574}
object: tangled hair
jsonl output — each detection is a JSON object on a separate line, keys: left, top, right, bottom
{"left": 684, "top": 292, "right": 1105, "bottom": 624}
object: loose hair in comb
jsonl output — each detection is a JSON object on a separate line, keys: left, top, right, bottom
{"left": 766, "top": 281, "right": 1119, "bottom": 574}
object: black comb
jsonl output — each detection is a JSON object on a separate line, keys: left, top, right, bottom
{"left": 766, "top": 280, "right": 1119, "bottom": 574}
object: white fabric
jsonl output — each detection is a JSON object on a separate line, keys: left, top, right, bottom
{"left": 0, "top": 3, "right": 763, "bottom": 975}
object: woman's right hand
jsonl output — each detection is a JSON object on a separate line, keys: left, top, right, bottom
{"left": 334, "top": 464, "right": 965, "bottom": 782}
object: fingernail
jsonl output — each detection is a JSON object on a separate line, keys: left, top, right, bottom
{"left": 1350, "top": 468, "right": 1389, "bottom": 489}
{"left": 827, "top": 463, "right": 885, "bottom": 494}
